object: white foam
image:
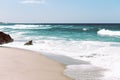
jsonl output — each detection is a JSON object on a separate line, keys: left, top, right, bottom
{"left": 12, "top": 25, "right": 51, "bottom": 29}
{"left": 0, "top": 25, "right": 52, "bottom": 30}
{"left": 83, "top": 28, "right": 88, "bottom": 31}
{"left": 97, "top": 29, "right": 120, "bottom": 37}
{"left": 64, "top": 65, "right": 105, "bottom": 80}
{"left": 2, "top": 40, "right": 120, "bottom": 80}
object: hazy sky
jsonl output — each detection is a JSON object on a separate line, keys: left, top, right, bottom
{"left": 0, "top": 0, "right": 120, "bottom": 23}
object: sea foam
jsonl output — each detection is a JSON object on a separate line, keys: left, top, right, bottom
{"left": 97, "top": 29, "right": 120, "bottom": 37}
{"left": 3, "top": 40, "right": 120, "bottom": 80}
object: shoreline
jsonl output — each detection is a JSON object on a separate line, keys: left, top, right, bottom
{"left": 0, "top": 47, "right": 72, "bottom": 80}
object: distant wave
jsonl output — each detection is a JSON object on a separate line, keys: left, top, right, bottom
{"left": 0, "top": 25, "right": 52, "bottom": 30}
{"left": 13, "top": 25, "right": 52, "bottom": 29}
{"left": 97, "top": 29, "right": 120, "bottom": 37}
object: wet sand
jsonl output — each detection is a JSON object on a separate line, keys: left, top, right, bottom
{"left": 0, "top": 47, "right": 71, "bottom": 80}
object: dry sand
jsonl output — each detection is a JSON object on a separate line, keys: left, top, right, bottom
{"left": 0, "top": 47, "right": 71, "bottom": 80}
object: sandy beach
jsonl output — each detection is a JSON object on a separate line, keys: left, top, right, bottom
{"left": 0, "top": 47, "right": 71, "bottom": 80}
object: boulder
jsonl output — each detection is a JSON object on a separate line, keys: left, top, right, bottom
{"left": 0, "top": 32, "right": 13, "bottom": 44}
{"left": 24, "top": 40, "right": 33, "bottom": 45}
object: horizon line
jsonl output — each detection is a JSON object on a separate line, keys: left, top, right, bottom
{"left": 1, "top": 22, "right": 120, "bottom": 25}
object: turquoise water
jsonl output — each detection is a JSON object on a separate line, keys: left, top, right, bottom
{"left": 0, "top": 24, "right": 120, "bottom": 42}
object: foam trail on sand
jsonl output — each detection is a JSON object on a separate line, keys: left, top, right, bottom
{"left": 3, "top": 41, "right": 120, "bottom": 80}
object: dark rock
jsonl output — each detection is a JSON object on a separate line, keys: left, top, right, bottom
{"left": 0, "top": 32, "right": 13, "bottom": 44}
{"left": 24, "top": 40, "right": 33, "bottom": 45}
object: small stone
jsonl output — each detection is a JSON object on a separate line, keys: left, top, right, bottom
{"left": 24, "top": 40, "right": 33, "bottom": 45}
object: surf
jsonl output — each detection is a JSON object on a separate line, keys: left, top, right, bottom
{"left": 97, "top": 29, "right": 120, "bottom": 37}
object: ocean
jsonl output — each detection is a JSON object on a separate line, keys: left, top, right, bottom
{"left": 0, "top": 24, "right": 120, "bottom": 80}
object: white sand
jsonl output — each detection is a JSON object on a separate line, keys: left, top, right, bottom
{"left": 0, "top": 47, "right": 71, "bottom": 80}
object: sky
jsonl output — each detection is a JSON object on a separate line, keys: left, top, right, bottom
{"left": 0, "top": 0, "right": 120, "bottom": 23}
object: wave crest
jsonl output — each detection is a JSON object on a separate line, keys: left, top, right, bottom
{"left": 97, "top": 29, "right": 120, "bottom": 37}
{"left": 0, "top": 25, "right": 52, "bottom": 30}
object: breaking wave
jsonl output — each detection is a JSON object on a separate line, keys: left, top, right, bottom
{"left": 97, "top": 29, "right": 120, "bottom": 37}
{"left": 0, "top": 25, "right": 52, "bottom": 30}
